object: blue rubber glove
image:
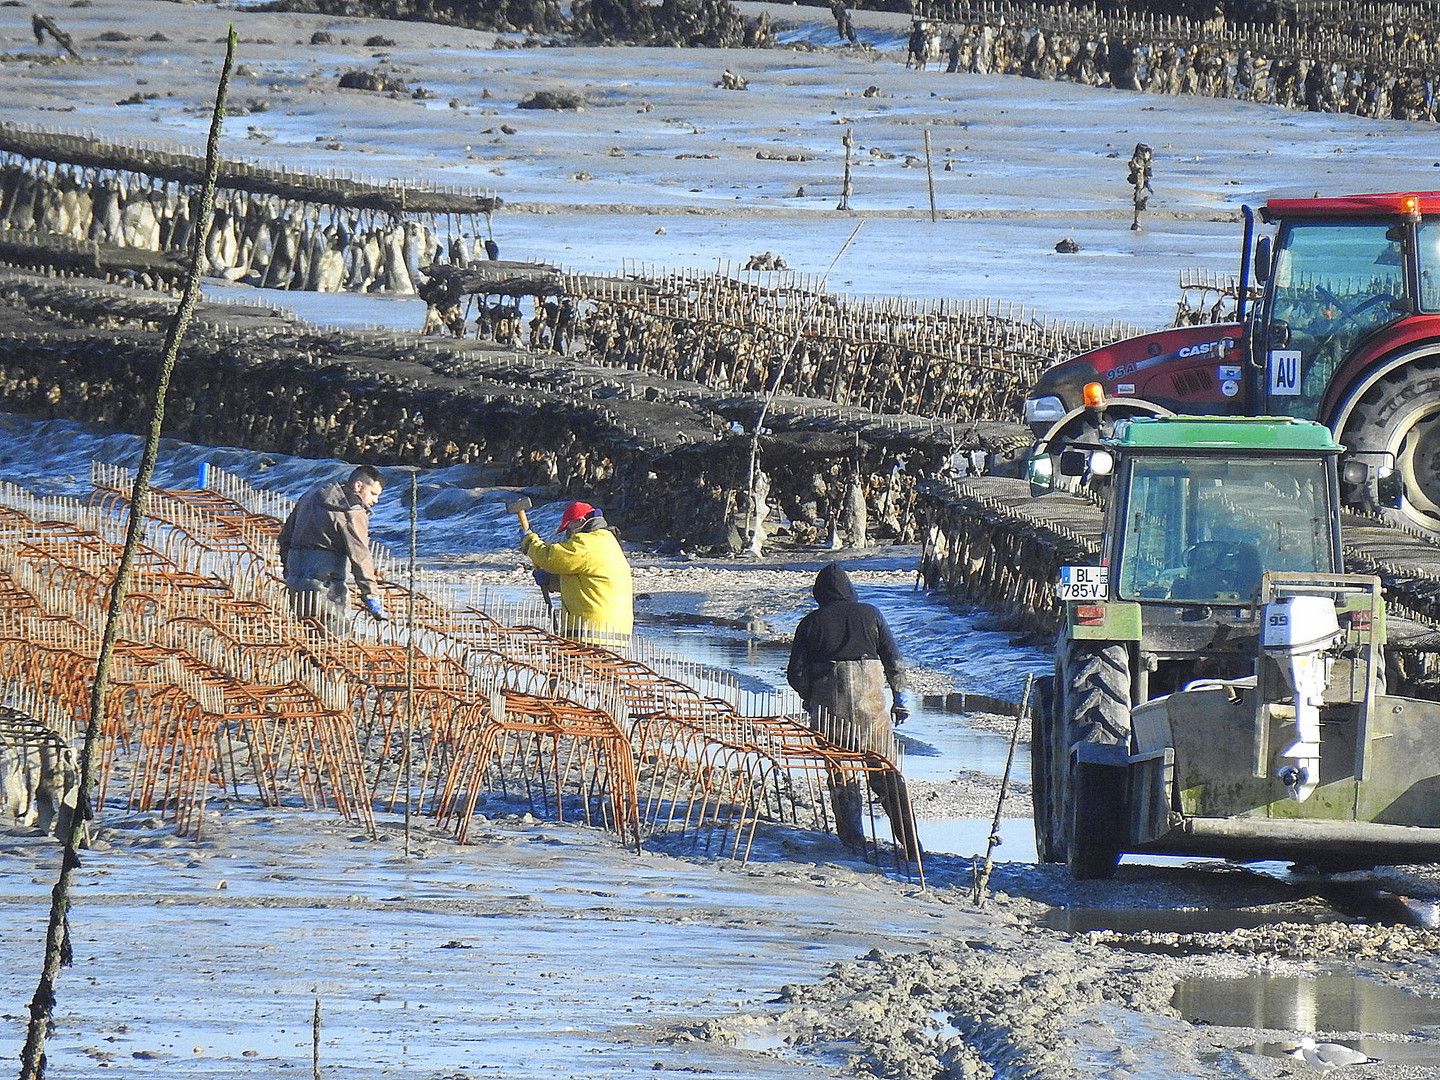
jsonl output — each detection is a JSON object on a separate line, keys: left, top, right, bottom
{"left": 364, "top": 595, "right": 386, "bottom": 621}
{"left": 891, "top": 692, "right": 911, "bottom": 726}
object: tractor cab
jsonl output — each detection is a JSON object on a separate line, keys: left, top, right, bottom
{"left": 1255, "top": 196, "right": 1415, "bottom": 419}
{"left": 1033, "top": 415, "right": 1440, "bottom": 879}
{"left": 1114, "top": 443, "right": 1338, "bottom": 606}
{"left": 1023, "top": 190, "right": 1440, "bottom": 538}
{"left": 1032, "top": 414, "right": 1345, "bottom": 698}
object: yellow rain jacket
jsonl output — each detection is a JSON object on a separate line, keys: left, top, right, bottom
{"left": 522, "top": 526, "right": 633, "bottom": 641}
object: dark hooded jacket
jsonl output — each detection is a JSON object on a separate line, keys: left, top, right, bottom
{"left": 786, "top": 563, "right": 905, "bottom": 702}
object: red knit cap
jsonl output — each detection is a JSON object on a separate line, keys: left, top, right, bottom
{"left": 557, "top": 501, "right": 595, "bottom": 533}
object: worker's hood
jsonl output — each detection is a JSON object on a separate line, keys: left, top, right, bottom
{"left": 812, "top": 563, "right": 856, "bottom": 605}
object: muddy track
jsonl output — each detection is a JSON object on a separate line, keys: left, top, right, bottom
{"left": 698, "top": 857, "right": 1440, "bottom": 1078}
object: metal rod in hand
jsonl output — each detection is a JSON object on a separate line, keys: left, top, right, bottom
{"left": 972, "top": 673, "right": 1034, "bottom": 906}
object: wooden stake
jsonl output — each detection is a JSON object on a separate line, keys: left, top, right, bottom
{"left": 971, "top": 674, "right": 1034, "bottom": 907}
{"left": 18, "top": 27, "right": 237, "bottom": 1080}
{"left": 838, "top": 128, "right": 854, "bottom": 211}
{"left": 743, "top": 221, "right": 865, "bottom": 555}
{"left": 924, "top": 128, "right": 937, "bottom": 223}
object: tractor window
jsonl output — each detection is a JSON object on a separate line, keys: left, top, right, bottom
{"left": 1417, "top": 221, "right": 1440, "bottom": 311}
{"left": 1117, "top": 456, "right": 1335, "bottom": 602}
{"left": 1265, "top": 222, "right": 1405, "bottom": 419}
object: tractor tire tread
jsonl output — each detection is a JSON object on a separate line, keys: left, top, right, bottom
{"left": 1057, "top": 639, "right": 1129, "bottom": 881}
{"left": 1342, "top": 359, "right": 1440, "bottom": 533}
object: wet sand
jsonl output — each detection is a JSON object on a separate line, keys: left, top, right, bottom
{"left": 9, "top": 802, "right": 1440, "bottom": 1079}
{"left": 8, "top": 536, "right": 1440, "bottom": 1079}
{"left": 0, "top": 809, "right": 986, "bottom": 1078}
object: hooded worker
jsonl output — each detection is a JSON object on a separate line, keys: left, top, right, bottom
{"left": 520, "top": 501, "right": 633, "bottom": 645}
{"left": 786, "top": 563, "right": 919, "bottom": 860}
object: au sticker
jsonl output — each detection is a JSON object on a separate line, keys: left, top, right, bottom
{"left": 1269, "top": 350, "right": 1302, "bottom": 396}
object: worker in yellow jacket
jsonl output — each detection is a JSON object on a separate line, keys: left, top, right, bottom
{"left": 520, "top": 501, "right": 633, "bottom": 645}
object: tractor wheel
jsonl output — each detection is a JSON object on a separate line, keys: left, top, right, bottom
{"left": 1057, "top": 638, "right": 1131, "bottom": 880}
{"left": 1342, "top": 362, "right": 1440, "bottom": 536}
{"left": 1029, "top": 675, "right": 1063, "bottom": 863}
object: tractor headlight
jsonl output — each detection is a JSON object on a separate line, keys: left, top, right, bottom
{"left": 1024, "top": 395, "right": 1068, "bottom": 425}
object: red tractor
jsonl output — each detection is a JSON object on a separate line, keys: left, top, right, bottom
{"left": 1024, "top": 192, "right": 1440, "bottom": 535}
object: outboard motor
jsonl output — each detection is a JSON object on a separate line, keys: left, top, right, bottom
{"left": 1261, "top": 594, "right": 1341, "bottom": 801}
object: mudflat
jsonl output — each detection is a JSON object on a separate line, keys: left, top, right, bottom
{"left": 6, "top": 1, "right": 1440, "bottom": 1076}
{"left": 5, "top": 0, "right": 1438, "bottom": 323}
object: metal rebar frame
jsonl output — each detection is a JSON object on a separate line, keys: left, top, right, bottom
{"left": 0, "top": 466, "right": 922, "bottom": 876}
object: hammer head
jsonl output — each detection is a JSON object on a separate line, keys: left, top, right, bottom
{"left": 505, "top": 496, "right": 533, "bottom": 514}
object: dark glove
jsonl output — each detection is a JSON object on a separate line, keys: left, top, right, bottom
{"left": 533, "top": 568, "right": 556, "bottom": 591}
{"left": 364, "top": 595, "right": 386, "bottom": 621}
{"left": 891, "top": 692, "right": 911, "bottom": 726}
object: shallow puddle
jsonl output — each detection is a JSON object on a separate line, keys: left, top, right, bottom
{"left": 1316, "top": 884, "right": 1440, "bottom": 929}
{"left": 917, "top": 817, "right": 1037, "bottom": 862}
{"left": 1173, "top": 970, "right": 1440, "bottom": 1035}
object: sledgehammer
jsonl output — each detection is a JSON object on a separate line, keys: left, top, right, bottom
{"left": 505, "top": 495, "right": 533, "bottom": 533}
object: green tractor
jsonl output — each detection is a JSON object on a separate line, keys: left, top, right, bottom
{"left": 1030, "top": 414, "right": 1440, "bottom": 879}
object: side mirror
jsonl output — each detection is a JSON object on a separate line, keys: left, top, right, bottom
{"left": 1253, "top": 236, "right": 1272, "bottom": 283}
{"left": 1026, "top": 451, "right": 1055, "bottom": 497}
{"left": 1377, "top": 468, "right": 1403, "bottom": 509}
{"left": 1342, "top": 453, "right": 1401, "bottom": 508}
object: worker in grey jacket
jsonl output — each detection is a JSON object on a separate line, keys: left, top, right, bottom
{"left": 278, "top": 465, "right": 385, "bottom": 635}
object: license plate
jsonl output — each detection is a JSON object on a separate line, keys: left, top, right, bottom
{"left": 1058, "top": 565, "right": 1108, "bottom": 601}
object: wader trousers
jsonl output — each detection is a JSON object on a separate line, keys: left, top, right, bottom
{"left": 285, "top": 546, "right": 350, "bottom": 638}
{"left": 805, "top": 658, "right": 921, "bottom": 860}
